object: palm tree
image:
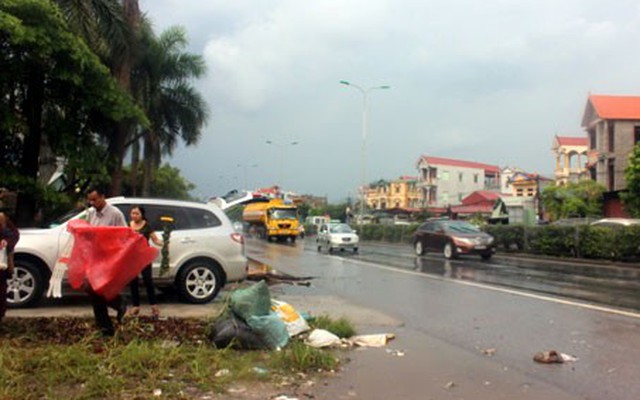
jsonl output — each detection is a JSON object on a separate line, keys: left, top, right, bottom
{"left": 55, "top": 0, "right": 142, "bottom": 195}
{"left": 133, "top": 26, "right": 209, "bottom": 196}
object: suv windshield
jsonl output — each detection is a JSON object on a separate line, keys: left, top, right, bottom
{"left": 270, "top": 208, "right": 297, "bottom": 220}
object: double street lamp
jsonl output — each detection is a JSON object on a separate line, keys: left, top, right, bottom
{"left": 340, "top": 80, "right": 391, "bottom": 223}
{"left": 237, "top": 163, "right": 258, "bottom": 189}
{"left": 266, "top": 140, "right": 299, "bottom": 189}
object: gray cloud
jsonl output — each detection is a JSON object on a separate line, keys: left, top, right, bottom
{"left": 140, "top": 0, "right": 640, "bottom": 201}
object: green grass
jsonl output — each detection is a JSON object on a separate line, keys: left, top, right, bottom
{"left": 0, "top": 316, "right": 349, "bottom": 399}
{"left": 308, "top": 314, "right": 356, "bottom": 338}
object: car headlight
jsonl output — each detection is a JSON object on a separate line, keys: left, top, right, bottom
{"left": 453, "top": 237, "right": 475, "bottom": 246}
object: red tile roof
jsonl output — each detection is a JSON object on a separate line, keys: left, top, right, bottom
{"left": 589, "top": 95, "right": 640, "bottom": 120}
{"left": 461, "top": 191, "right": 502, "bottom": 206}
{"left": 556, "top": 136, "right": 587, "bottom": 147}
{"left": 450, "top": 204, "right": 494, "bottom": 214}
{"left": 419, "top": 156, "right": 500, "bottom": 174}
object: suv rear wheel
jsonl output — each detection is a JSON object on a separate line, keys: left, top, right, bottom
{"left": 176, "top": 260, "right": 223, "bottom": 304}
{"left": 7, "top": 259, "right": 46, "bottom": 308}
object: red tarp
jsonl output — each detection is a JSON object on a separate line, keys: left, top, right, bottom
{"left": 66, "top": 220, "right": 159, "bottom": 300}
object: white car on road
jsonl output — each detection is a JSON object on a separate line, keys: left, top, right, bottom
{"left": 316, "top": 223, "right": 359, "bottom": 254}
{"left": 9, "top": 198, "right": 247, "bottom": 307}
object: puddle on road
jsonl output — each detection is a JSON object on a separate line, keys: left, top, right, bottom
{"left": 247, "top": 258, "right": 314, "bottom": 287}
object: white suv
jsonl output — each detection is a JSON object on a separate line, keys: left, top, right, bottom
{"left": 9, "top": 198, "right": 247, "bottom": 307}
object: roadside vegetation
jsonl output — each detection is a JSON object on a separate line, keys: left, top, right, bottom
{"left": 0, "top": 315, "right": 347, "bottom": 399}
{"left": 1, "top": 0, "right": 207, "bottom": 225}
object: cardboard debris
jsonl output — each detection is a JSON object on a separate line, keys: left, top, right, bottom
{"left": 533, "top": 350, "right": 578, "bottom": 364}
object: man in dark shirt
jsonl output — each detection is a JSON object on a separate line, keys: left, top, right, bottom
{"left": 85, "top": 186, "right": 127, "bottom": 336}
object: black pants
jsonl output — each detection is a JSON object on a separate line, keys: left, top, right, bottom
{"left": 129, "top": 264, "right": 156, "bottom": 307}
{"left": 87, "top": 287, "right": 124, "bottom": 336}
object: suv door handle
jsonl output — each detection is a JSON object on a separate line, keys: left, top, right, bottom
{"left": 180, "top": 237, "right": 196, "bottom": 244}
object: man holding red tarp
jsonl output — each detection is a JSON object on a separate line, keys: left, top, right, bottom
{"left": 79, "top": 186, "right": 158, "bottom": 336}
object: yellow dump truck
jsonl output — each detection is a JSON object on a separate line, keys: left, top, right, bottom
{"left": 242, "top": 199, "right": 299, "bottom": 242}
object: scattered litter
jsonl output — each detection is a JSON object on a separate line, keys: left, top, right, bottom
{"left": 252, "top": 367, "right": 269, "bottom": 375}
{"left": 306, "top": 329, "right": 342, "bottom": 348}
{"left": 153, "top": 388, "right": 162, "bottom": 397}
{"left": 385, "top": 349, "right": 405, "bottom": 357}
{"left": 271, "top": 300, "right": 310, "bottom": 337}
{"left": 533, "top": 350, "right": 578, "bottom": 364}
{"left": 248, "top": 267, "right": 313, "bottom": 287}
{"left": 160, "top": 340, "right": 179, "bottom": 349}
{"left": 481, "top": 348, "right": 496, "bottom": 356}
{"left": 215, "top": 369, "right": 230, "bottom": 377}
{"left": 607, "top": 368, "right": 617, "bottom": 374}
{"left": 347, "top": 333, "right": 395, "bottom": 347}
{"left": 228, "top": 387, "right": 246, "bottom": 394}
{"left": 483, "top": 381, "right": 491, "bottom": 386}
{"left": 444, "top": 381, "right": 456, "bottom": 389}
{"left": 272, "top": 396, "right": 299, "bottom": 400}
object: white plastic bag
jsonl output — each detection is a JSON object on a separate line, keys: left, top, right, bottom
{"left": 0, "top": 248, "right": 7, "bottom": 270}
{"left": 47, "top": 235, "right": 74, "bottom": 298}
{"left": 271, "top": 299, "right": 310, "bottom": 337}
{"left": 347, "top": 333, "right": 396, "bottom": 347}
{"left": 306, "top": 329, "right": 342, "bottom": 348}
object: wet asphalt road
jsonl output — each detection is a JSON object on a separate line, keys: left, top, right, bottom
{"left": 247, "top": 237, "right": 640, "bottom": 400}
{"left": 341, "top": 241, "right": 640, "bottom": 312}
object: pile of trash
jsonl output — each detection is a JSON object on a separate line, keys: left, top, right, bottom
{"left": 209, "top": 280, "right": 395, "bottom": 351}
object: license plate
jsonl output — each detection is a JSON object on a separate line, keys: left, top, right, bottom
{"left": 475, "top": 245, "right": 486, "bottom": 250}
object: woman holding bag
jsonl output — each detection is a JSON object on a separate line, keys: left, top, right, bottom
{"left": 128, "top": 205, "right": 163, "bottom": 318}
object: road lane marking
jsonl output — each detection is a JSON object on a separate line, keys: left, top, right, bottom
{"left": 345, "top": 257, "right": 640, "bottom": 320}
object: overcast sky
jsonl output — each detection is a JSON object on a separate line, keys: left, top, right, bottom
{"left": 139, "top": 0, "right": 640, "bottom": 201}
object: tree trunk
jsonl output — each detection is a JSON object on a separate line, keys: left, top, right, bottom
{"left": 141, "top": 130, "right": 157, "bottom": 197}
{"left": 16, "top": 67, "right": 45, "bottom": 226}
{"left": 130, "top": 137, "right": 140, "bottom": 196}
{"left": 108, "top": 0, "right": 141, "bottom": 196}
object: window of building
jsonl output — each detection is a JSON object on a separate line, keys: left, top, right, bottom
{"left": 474, "top": 174, "right": 478, "bottom": 183}
{"left": 458, "top": 172, "right": 463, "bottom": 182}
{"left": 608, "top": 122, "right": 615, "bottom": 152}
{"left": 440, "top": 192, "right": 449, "bottom": 203}
{"left": 516, "top": 188, "right": 523, "bottom": 197}
{"left": 608, "top": 159, "right": 615, "bottom": 191}
{"left": 395, "top": 185, "right": 400, "bottom": 194}
{"left": 589, "top": 130, "right": 596, "bottom": 150}
{"left": 458, "top": 193, "right": 463, "bottom": 202}
{"left": 635, "top": 126, "right": 640, "bottom": 144}
{"left": 441, "top": 170, "right": 449, "bottom": 181}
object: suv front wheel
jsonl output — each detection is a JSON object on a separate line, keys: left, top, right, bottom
{"left": 175, "top": 260, "right": 223, "bottom": 304}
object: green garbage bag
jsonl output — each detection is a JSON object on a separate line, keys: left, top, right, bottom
{"left": 230, "top": 280, "right": 271, "bottom": 321}
{"left": 247, "top": 313, "right": 290, "bottom": 350}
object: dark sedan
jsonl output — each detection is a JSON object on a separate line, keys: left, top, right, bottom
{"left": 413, "top": 220, "right": 495, "bottom": 260}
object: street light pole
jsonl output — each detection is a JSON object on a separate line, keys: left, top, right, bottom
{"left": 265, "top": 140, "right": 299, "bottom": 190}
{"left": 340, "top": 80, "right": 390, "bottom": 224}
{"left": 237, "top": 163, "right": 258, "bottom": 189}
